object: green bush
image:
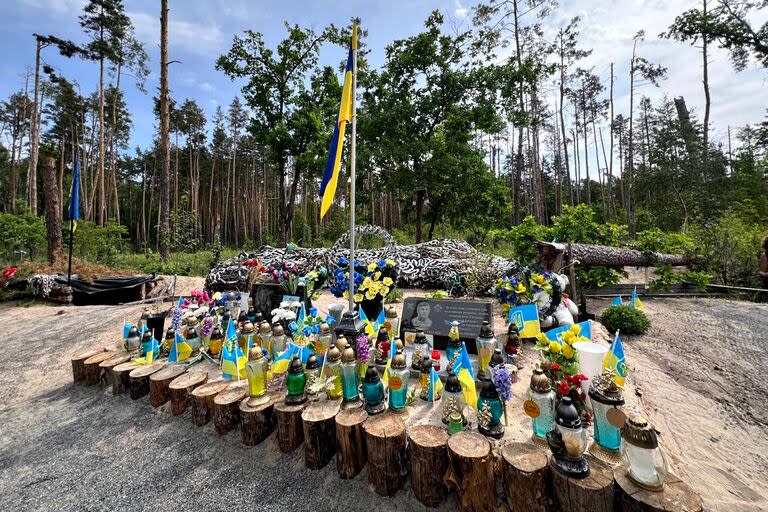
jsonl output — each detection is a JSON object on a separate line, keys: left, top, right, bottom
{"left": 600, "top": 305, "right": 651, "bottom": 335}
{"left": 0, "top": 212, "right": 46, "bottom": 262}
{"left": 69, "top": 220, "right": 128, "bottom": 266}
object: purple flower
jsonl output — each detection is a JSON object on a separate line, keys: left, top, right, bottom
{"left": 356, "top": 334, "right": 370, "bottom": 363}
{"left": 492, "top": 365, "right": 513, "bottom": 402}
{"left": 171, "top": 307, "right": 182, "bottom": 330}
{"left": 201, "top": 317, "right": 214, "bottom": 337}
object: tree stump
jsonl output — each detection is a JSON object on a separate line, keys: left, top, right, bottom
{"left": 98, "top": 354, "right": 131, "bottom": 387}
{"left": 129, "top": 362, "right": 165, "bottom": 400}
{"left": 335, "top": 407, "right": 368, "bottom": 479}
{"left": 239, "top": 392, "right": 279, "bottom": 446}
{"left": 191, "top": 380, "right": 229, "bottom": 426}
{"left": 364, "top": 413, "right": 408, "bottom": 497}
{"left": 550, "top": 455, "right": 614, "bottom": 512}
{"left": 301, "top": 400, "right": 341, "bottom": 470}
{"left": 274, "top": 401, "right": 307, "bottom": 454}
{"left": 71, "top": 347, "right": 106, "bottom": 383}
{"left": 614, "top": 470, "right": 703, "bottom": 512}
{"left": 149, "top": 365, "right": 187, "bottom": 408}
{"left": 213, "top": 382, "right": 247, "bottom": 435}
{"left": 445, "top": 431, "right": 496, "bottom": 512}
{"left": 83, "top": 351, "right": 116, "bottom": 386}
{"left": 501, "top": 442, "right": 550, "bottom": 512}
{"left": 111, "top": 361, "right": 137, "bottom": 395}
{"left": 168, "top": 371, "right": 208, "bottom": 416}
{"left": 409, "top": 424, "right": 450, "bottom": 508}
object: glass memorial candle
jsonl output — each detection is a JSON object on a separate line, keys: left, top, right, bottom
{"left": 589, "top": 368, "right": 625, "bottom": 452}
{"left": 476, "top": 321, "right": 496, "bottom": 379}
{"left": 446, "top": 321, "right": 462, "bottom": 367}
{"left": 526, "top": 368, "right": 556, "bottom": 439}
{"left": 388, "top": 353, "right": 409, "bottom": 412}
{"left": 125, "top": 326, "right": 141, "bottom": 352}
{"left": 316, "top": 323, "right": 333, "bottom": 361}
{"left": 411, "top": 329, "right": 430, "bottom": 371}
{"left": 325, "top": 346, "right": 344, "bottom": 399}
{"left": 270, "top": 325, "right": 288, "bottom": 360}
{"left": 384, "top": 305, "right": 399, "bottom": 342}
{"left": 548, "top": 396, "right": 590, "bottom": 478}
{"left": 442, "top": 371, "right": 465, "bottom": 425}
{"left": 284, "top": 356, "right": 307, "bottom": 405}
{"left": 374, "top": 327, "right": 390, "bottom": 365}
{"left": 477, "top": 379, "right": 505, "bottom": 439}
{"left": 304, "top": 354, "right": 321, "bottom": 397}
{"left": 246, "top": 346, "right": 268, "bottom": 399}
{"left": 341, "top": 348, "right": 361, "bottom": 405}
{"left": 238, "top": 321, "right": 255, "bottom": 352}
{"left": 620, "top": 415, "right": 669, "bottom": 490}
{"left": 362, "top": 366, "right": 386, "bottom": 414}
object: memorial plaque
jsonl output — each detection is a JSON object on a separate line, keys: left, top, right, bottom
{"left": 399, "top": 298, "right": 493, "bottom": 354}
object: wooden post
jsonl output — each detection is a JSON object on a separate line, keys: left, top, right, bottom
{"left": 501, "top": 442, "right": 550, "bottom": 512}
{"left": 213, "top": 382, "right": 247, "bottom": 435}
{"left": 168, "top": 371, "right": 208, "bottom": 416}
{"left": 364, "top": 413, "right": 407, "bottom": 497}
{"left": 409, "top": 424, "right": 450, "bottom": 508}
{"left": 129, "top": 362, "right": 165, "bottom": 400}
{"left": 239, "top": 392, "right": 279, "bottom": 446}
{"left": 550, "top": 455, "right": 614, "bottom": 512}
{"left": 111, "top": 361, "right": 137, "bottom": 395}
{"left": 98, "top": 354, "right": 131, "bottom": 387}
{"left": 274, "top": 401, "right": 307, "bottom": 453}
{"left": 71, "top": 347, "right": 106, "bottom": 383}
{"left": 191, "top": 380, "right": 229, "bottom": 426}
{"left": 83, "top": 351, "right": 116, "bottom": 386}
{"left": 302, "top": 400, "right": 341, "bottom": 470}
{"left": 149, "top": 365, "right": 187, "bottom": 407}
{"left": 614, "top": 470, "right": 703, "bottom": 512}
{"left": 445, "top": 431, "right": 496, "bottom": 512}
{"left": 335, "top": 407, "right": 368, "bottom": 479}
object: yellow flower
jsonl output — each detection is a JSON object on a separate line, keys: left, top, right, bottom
{"left": 365, "top": 290, "right": 376, "bottom": 300}
{"left": 381, "top": 287, "right": 390, "bottom": 297}
{"left": 516, "top": 283, "right": 527, "bottom": 294}
{"left": 548, "top": 341, "right": 561, "bottom": 354}
{"left": 343, "top": 291, "right": 349, "bottom": 299}
{"left": 501, "top": 304, "right": 510, "bottom": 314}
{"left": 533, "top": 273, "right": 545, "bottom": 285}
{"left": 570, "top": 324, "right": 581, "bottom": 337}
{"left": 353, "top": 293, "right": 363, "bottom": 303}
{"left": 367, "top": 262, "right": 377, "bottom": 272}
{"left": 362, "top": 277, "right": 373, "bottom": 289}
{"left": 374, "top": 271, "right": 382, "bottom": 281}
{"left": 382, "top": 277, "right": 393, "bottom": 286}
{"left": 562, "top": 344, "right": 575, "bottom": 359}
{"left": 562, "top": 331, "right": 576, "bottom": 345}
{"left": 386, "top": 259, "right": 395, "bottom": 266}
{"left": 536, "top": 333, "right": 549, "bottom": 346}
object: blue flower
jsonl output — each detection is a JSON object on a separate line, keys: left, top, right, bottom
{"left": 311, "top": 325, "right": 320, "bottom": 334}
{"left": 325, "top": 315, "right": 336, "bottom": 326}
{"left": 310, "top": 307, "right": 318, "bottom": 317}
{"left": 339, "top": 257, "right": 348, "bottom": 266}
{"left": 377, "top": 258, "right": 386, "bottom": 269}
{"left": 302, "top": 326, "right": 312, "bottom": 337}
{"left": 289, "top": 321, "right": 298, "bottom": 332}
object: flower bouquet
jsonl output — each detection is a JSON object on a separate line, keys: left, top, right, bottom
{"left": 535, "top": 323, "right": 591, "bottom": 419}
{"left": 495, "top": 265, "right": 562, "bottom": 320}
{"left": 329, "top": 257, "right": 397, "bottom": 319}
{"left": 265, "top": 262, "right": 301, "bottom": 295}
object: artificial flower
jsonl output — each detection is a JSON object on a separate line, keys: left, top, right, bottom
{"left": 562, "top": 343, "right": 575, "bottom": 359}
{"left": 382, "top": 277, "right": 393, "bottom": 286}
{"left": 557, "top": 381, "right": 571, "bottom": 396}
{"left": 536, "top": 333, "right": 549, "bottom": 345}
{"left": 515, "top": 282, "right": 527, "bottom": 293}
{"left": 548, "top": 341, "right": 561, "bottom": 354}
{"left": 374, "top": 271, "right": 381, "bottom": 280}
{"left": 367, "top": 262, "right": 377, "bottom": 272}
{"left": 386, "top": 258, "right": 395, "bottom": 267}
{"left": 353, "top": 293, "right": 364, "bottom": 303}
{"left": 532, "top": 273, "right": 545, "bottom": 285}
{"left": 550, "top": 363, "right": 561, "bottom": 372}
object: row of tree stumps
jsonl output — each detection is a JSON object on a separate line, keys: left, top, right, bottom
{"left": 71, "top": 347, "right": 704, "bottom": 512}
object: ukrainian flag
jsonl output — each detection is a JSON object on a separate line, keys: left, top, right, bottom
{"left": 221, "top": 319, "right": 246, "bottom": 380}
{"left": 68, "top": 156, "right": 80, "bottom": 231}
{"left": 168, "top": 331, "right": 192, "bottom": 363}
{"left": 602, "top": 333, "right": 627, "bottom": 387}
{"left": 611, "top": 296, "right": 623, "bottom": 306}
{"left": 429, "top": 366, "right": 443, "bottom": 402}
{"left": 451, "top": 342, "right": 477, "bottom": 409}
{"left": 133, "top": 336, "right": 160, "bottom": 365}
{"left": 319, "top": 25, "right": 357, "bottom": 218}
{"left": 630, "top": 288, "right": 644, "bottom": 310}
{"left": 381, "top": 340, "right": 395, "bottom": 386}
{"left": 509, "top": 304, "right": 541, "bottom": 338}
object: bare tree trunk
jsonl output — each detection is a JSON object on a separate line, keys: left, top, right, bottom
{"left": 158, "top": 0, "right": 171, "bottom": 260}
{"left": 97, "top": 26, "right": 106, "bottom": 227}
{"left": 702, "top": 0, "right": 710, "bottom": 166}
{"left": 27, "top": 39, "right": 43, "bottom": 215}
{"left": 42, "top": 156, "right": 62, "bottom": 264}
{"left": 608, "top": 63, "right": 615, "bottom": 219}
{"left": 512, "top": 0, "right": 525, "bottom": 225}
{"left": 628, "top": 40, "right": 638, "bottom": 236}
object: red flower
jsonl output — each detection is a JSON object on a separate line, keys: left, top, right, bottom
{"left": 564, "top": 374, "right": 578, "bottom": 386}
{"left": 574, "top": 374, "right": 588, "bottom": 383}
{"left": 550, "top": 363, "right": 561, "bottom": 372}
{"left": 557, "top": 381, "right": 571, "bottom": 396}
{"left": 3, "top": 267, "right": 17, "bottom": 279}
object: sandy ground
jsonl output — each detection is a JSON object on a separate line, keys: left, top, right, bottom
{"left": 0, "top": 277, "right": 766, "bottom": 511}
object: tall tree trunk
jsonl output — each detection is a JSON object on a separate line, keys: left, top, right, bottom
{"left": 558, "top": 36, "right": 572, "bottom": 208}
{"left": 627, "top": 41, "right": 638, "bottom": 236}
{"left": 608, "top": 63, "right": 615, "bottom": 219}
{"left": 158, "top": 0, "right": 171, "bottom": 260}
{"left": 27, "top": 39, "right": 43, "bottom": 215}
{"left": 702, "top": 0, "right": 710, "bottom": 174}
{"left": 42, "top": 156, "right": 62, "bottom": 265}
{"left": 512, "top": 0, "right": 525, "bottom": 225}
{"left": 97, "top": 18, "right": 106, "bottom": 227}
{"left": 581, "top": 88, "right": 591, "bottom": 205}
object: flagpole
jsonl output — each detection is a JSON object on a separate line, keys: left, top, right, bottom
{"left": 348, "top": 21, "right": 358, "bottom": 313}
{"left": 67, "top": 218, "right": 74, "bottom": 285}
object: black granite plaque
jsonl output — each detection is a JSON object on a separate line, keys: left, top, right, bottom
{"left": 399, "top": 298, "right": 493, "bottom": 354}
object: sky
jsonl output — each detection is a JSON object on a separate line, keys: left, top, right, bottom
{"left": 1, "top": 0, "right": 767, "bottom": 160}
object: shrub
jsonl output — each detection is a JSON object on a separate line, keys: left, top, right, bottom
{"left": 600, "top": 305, "right": 651, "bottom": 335}
{"left": 0, "top": 212, "right": 46, "bottom": 262}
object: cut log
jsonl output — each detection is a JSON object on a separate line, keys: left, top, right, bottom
{"left": 536, "top": 241, "right": 691, "bottom": 271}
{"left": 550, "top": 455, "right": 614, "bottom": 512}
{"left": 335, "top": 407, "right": 368, "bottom": 479}
{"left": 239, "top": 392, "right": 279, "bottom": 446}
{"left": 71, "top": 347, "right": 106, "bottom": 383}
{"left": 409, "top": 424, "right": 450, "bottom": 507}
{"left": 501, "top": 442, "right": 550, "bottom": 512}
{"left": 364, "top": 413, "right": 407, "bottom": 497}
{"left": 83, "top": 351, "right": 116, "bottom": 386}
{"left": 445, "top": 431, "right": 496, "bottom": 512}
{"left": 111, "top": 361, "right": 137, "bottom": 395}
{"left": 274, "top": 401, "right": 307, "bottom": 454}
{"left": 614, "top": 470, "right": 703, "bottom": 512}
{"left": 128, "top": 362, "right": 165, "bottom": 400}
{"left": 98, "top": 354, "right": 131, "bottom": 387}
{"left": 149, "top": 365, "right": 187, "bottom": 408}
{"left": 168, "top": 371, "right": 208, "bottom": 416}
{"left": 191, "top": 379, "right": 229, "bottom": 427}
{"left": 302, "top": 400, "right": 341, "bottom": 470}
{"left": 213, "top": 382, "right": 247, "bottom": 435}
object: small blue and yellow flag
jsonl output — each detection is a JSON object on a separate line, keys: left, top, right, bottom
{"left": 381, "top": 339, "right": 396, "bottom": 386}
{"left": 133, "top": 336, "right": 160, "bottom": 365}
{"left": 168, "top": 331, "right": 192, "bottom": 363}
{"left": 629, "top": 288, "right": 644, "bottom": 310}
{"left": 546, "top": 320, "right": 592, "bottom": 342}
{"left": 68, "top": 156, "right": 80, "bottom": 232}
{"left": 509, "top": 304, "right": 541, "bottom": 338}
{"left": 429, "top": 366, "right": 444, "bottom": 403}
{"left": 451, "top": 342, "right": 477, "bottom": 409}
{"left": 319, "top": 25, "right": 357, "bottom": 218}
{"left": 221, "top": 319, "right": 247, "bottom": 380}
{"left": 611, "top": 296, "right": 623, "bottom": 306}
{"left": 602, "top": 332, "right": 627, "bottom": 387}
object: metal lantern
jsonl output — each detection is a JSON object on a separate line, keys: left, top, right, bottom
{"left": 477, "top": 379, "right": 504, "bottom": 439}
{"left": 246, "top": 346, "right": 268, "bottom": 400}
{"left": 270, "top": 325, "right": 287, "bottom": 360}
{"left": 504, "top": 322, "right": 522, "bottom": 366}
{"left": 589, "top": 368, "right": 625, "bottom": 452}
{"left": 284, "top": 356, "right": 307, "bottom": 405}
{"left": 446, "top": 321, "right": 463, "bottom": 367}
{"left": 384, "top": 305, "right": 399, "bottom": 341}
{"left": 620, "top": 415, "right": 669, "bottom": 491}
{"left": 305, "top": 355, "right": 321, "bottom": 397}
{"left": 362, "top": 366, "right": 386, "bottom": 415}
{"left": 334, "top": 310, "right": 367, "bottom": 347}
{"left": 442, "top": 371, "right": 465, "bottom": 425}
{"left": 476, "top": 321, "right": 496, "bottom": 379}
{"left": 374, "top": 327, "right": 390, "bottom": 365}
{"left": 316, "top": 323, "right": 333, "bottom": 360}
{"left": 341, "top": 348, "right": 362, "bottom": 406}
{"left": 125, "top": 326, "right": 141, "bottom": 352}
{"left": 527, "top": 368, "right": 556, "bottom": 439}
{"left": 547, "top": 396, "right": 590, "bottom": 478}
{"left": 411, "top": 328, "right": 430, "bottom": 372}
{"left": 325, "top": 346, "right": 344, "bottom": 400}
{"left": 388, "top": 353, "right": 409, "bottom": 412}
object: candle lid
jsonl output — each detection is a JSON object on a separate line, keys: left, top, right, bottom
{"left": 288, "top": 355, "right": 304, "bottom": 374}
{"left": 414, "top": 329, "right": 428, "bottom": 344}
{"left": 386, "top": 305, "right": 398, "bottom": 318}
{"left": 377, "top": 327, "right": 389, "bottom": 342}
{"left": 319, "top": 322, "right": 331, "bottom": 334}
{"left": 530, "top": 368, "right": 552, "bottom": 393}
{"left": 327, "top": 346, "right": 341, "bottom": 362}
{"left": 364, "top": 366, "right": 381, "bottom": 383}
{"left": 555, "top": 396, "right": 581, "bottom": 429}
{"left": 248, "top": 346, "right": 264, "bottom": 360}
{"left": 479, "top": 321, "right": 494, "bottom": 338}
{"left": 272, "top": 325, "right": 285, "bottom": 336}
{"left": 259, "top": 321, "right": 271, "bottom": 334}
{"left": 392, "top": 353, "right": 407, "bottom": 369}
{"left": 305, "top": 354, "right": 319, "bottom": 370}
{"left": 341, "top": 347, "right": 356, "bottom": 363}
{"left": 445, "top": 371, "right": 461, "bottom": 393}
{"left": 622, "top": 415, "right": 658, "bottom": 449}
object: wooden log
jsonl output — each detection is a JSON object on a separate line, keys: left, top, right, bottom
{"left": 129, "top": 362, "right": 165, "bottom": 400}
{"left": 149, "top": 365, "right": 187, "bottom": 408}
{"left": 191, "top": 380, "right": 229, "bottom": 426}
{"left": 408, "top": 424, "right": 450, "bottom": 508}
{"left": 239, "top": 392, "right": 279, "bottom": 446}
{"left": 445, "top": 431, "right": 496, "bottom": 512}
{"left": 83, "top": 351, "right": 116, "bottom": 386}
{"left": 550, "top": 455, "right": 614, "bottom": 512}
{"left": 98, "top": 354, "right": 131, "bottom": 387}
{"left": 614, "top": 470, "right": 703, "bottom": 512}
{"left": 111, "top": 361, "right": 137, "bottom": 395}
{"left": 536, "top": 241, "right": 691, "bottom": 271}
{"left": 71, "top": 347, "right": 106, "bottom": 383}
{"left": 364, "top": 413, "right": 407, "bottom": 497}
{"left": 168, "top": 371, "right": 208, "bottom": 416}
{"left": 335, "top": 407, "right": 368, "bottom": 479}
{"left": 274, "top": 401, "right": 307, "bottom": 454}
{"left": 213, "top": 382, "right": 247, "bottom": 435}
{"left": 501, "top": 442, "right": 550, "bottom": 512}
{"left": 301, "top": 400, "right": 341, "bottom": 470}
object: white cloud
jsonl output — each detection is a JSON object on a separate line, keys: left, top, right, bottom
{"left": 454, "top": 0, "right": 468, "bottom": 19}
{"left": 128, "top": 10, "right": 225, "bottom": 57}
{"left": 17, "top": 0, "right": 85, "bottom": 13}
{"left": 199, "top": 81, "right": 215, "bottom": 92}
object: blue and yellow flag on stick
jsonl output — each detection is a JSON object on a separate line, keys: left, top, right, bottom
{"left": 545, "top": 320, "right": 592, "bottom": 342}
{"left": 451, "top": 342, "right": 477, "bottom": 409}
{"left": 68, "top": 156, "right": 80, "bottom": 232}
{"left": 381, "top": 339, "right": 396, "bottom": 386}
{"left": 429, "top": 366, "right": 444, "bottom": 402}
{"left": 629, "top": 287, "right": 644, "bottom": 310}
{"left": 168, "top": 331, "right": 192, "bottom": 363}
{"left": 319, "top": 25, "right": 358, "bottom": 218}
{"left": 221, "top": 319, "right": 247, "bottom": 380}
{"left": 611, "top": 296, "right": 623, "bottom": 306}
{"left": 509, "top": 304, "right": 541, "bottom": 338}
{"left": 602, "top": 331, "right": 627, "bottom": 387}
{"left": 133, "top": 336, "right": 160, "bottom": 365}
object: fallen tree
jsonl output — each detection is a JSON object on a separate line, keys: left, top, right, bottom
{"left": 536, "top": 241, "right": 692, "bottom": 272}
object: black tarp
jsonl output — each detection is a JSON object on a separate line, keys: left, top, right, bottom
{"left": 54, "top": 274, "right": 157, "bottom": 305}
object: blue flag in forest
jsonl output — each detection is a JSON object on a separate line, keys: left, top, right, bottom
{"left": 68, "top": 156, "right": 80, "bottom": 231}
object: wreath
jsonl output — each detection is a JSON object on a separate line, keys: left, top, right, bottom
{"left": 494, "top": 264, "right": 562, "bottom": 319}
